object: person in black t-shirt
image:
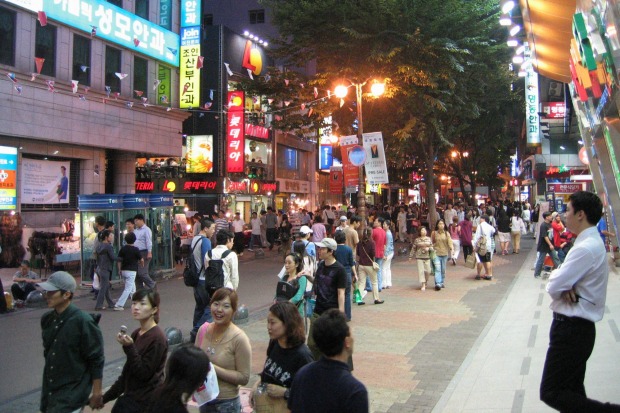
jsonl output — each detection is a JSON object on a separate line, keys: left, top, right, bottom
{"left": 114, "top": 232, "right": 143, "bottom": 310}
{"left": 533, "top": 211, "right": 561, "bottom": 278}
{"left": 257, "top": 302, "right": 314, "bottom": 404}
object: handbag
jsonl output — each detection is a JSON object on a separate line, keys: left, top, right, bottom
{"left": 254, "top": 387, "right": 289, "bottom": 413}
{"left": 464, "top": 254, "right": 476, "bottom": 269}
{"left": 361, "top": 244, "right": 379, "bottom": 271}
{"left": 192, "top": 362, "right": 219, "bottom": 406}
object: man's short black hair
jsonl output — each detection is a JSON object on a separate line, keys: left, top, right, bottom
{"left": 201, "top": 219, "right": 214, "bottom": 230}
{"left": 95, "top": 215, "right": 106, "bottom": 227}
{"left": 104, "top": 221, "right": 115, "bottom": 229}
{"left": 542, "top": 211, "right": 553, "bottom": 220}
{"left": 312, "top": 309, "right": 350, "bottom": 357}
{"left": 349, "top": 215, "right": 361, "bottom": 224}
{"left": 124, "top": 232, "right": 136, "bottom": 244}
{"left": 216, "top": 229, "right": 234, "bottom": 245}
{"left": 125, "top": 218, "right": 135, "bottom": 225}
{"left": 134, "top": 213, "right": 145, "bottom": 221}
{"left": 334, "top": 231, "right": 346, "bottom": 244}
{"left": 569, "top": 191, "right": 603, "bottom": 225}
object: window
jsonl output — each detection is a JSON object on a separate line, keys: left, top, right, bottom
{"left": 107, "top": 0, "right": 123, "bottom": 7}
{"left": 135, "top": 0, "right": 148, "bottom": 19}
{"left": 203, "top": 14, "right": 213, "bottom": 26}
{"left": 550, "top": 138, "right": 579, "bottom": 155}
{"left": 72, "top": 34, "right": 91, "bottom": 86}
{"left": 105, "top": 46, "right": 121, "bottom": 92}
{"left": 35, "top": 24, "right": 56, "bottom": 77}
{"left": 0, "top": 6, "right": 16, "bottom": 66}
{"left": 133, "top": 56, "right": 148, "bottom": 98}
{"left": 249, "top": 9, "right": 265, "bottom": 24}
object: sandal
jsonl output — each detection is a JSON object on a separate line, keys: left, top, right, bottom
{"left": 482, "top": 275, "right": 493, "bottom": 281}
{"left": 475, "top": 275, "right": 481, "bottom": 280}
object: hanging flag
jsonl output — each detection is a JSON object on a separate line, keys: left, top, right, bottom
{"left": 300, "top": 83, "right": 305, "bottom": 88}
{"left": 79, "top": 94, "right": 86, "bottom": 101}
{"left": 314, "top": 87, "right": 318, "bottom": 98}
{"left": 247, "top": 68, "right": 254, "bottom": 80}
{"left": 126, "top": 101, "right": 133, "bottom": 108}
{"left": 133, "top": 38, "right": 140, "bottom": 47}
{"left": 46, "top": 80, "right": 55, "bottom": 92}
{"left": 301, "top": 103, "right": 306, "bottom": 110}
{"left": 160, "top": 95, "right": 168, "bottom": 104}
{"left": 340, "top": 99, "right": 344, "bottom": 107}
{"left": 284, "top": 101, "right": 291, "bottom": 106}
{"left": 105, "top": 86, "right": 111, "bottom": 97}
{"left": 71, "top": 80, "right": 79, "bottom": 93}
{"left": 141, "top": 97, "right": 148, "bottom": 107}
{"left": 35, "top": 57, "right": 45, "bottom": 74}
{"left": 115, "top": 72, "right": 128, "bottom": 80}
{"left": 224, "top": 62, "right": 233, "bottom": 76}
{"left": 264, "top": 74, "right": 271, "bottom": 82}
{"left": 15, "top": 85, "right": 23, "bottom": 95}
{"left": 152, "top": 79, "right": 161, "bottom": 90}
{"left": 203, "top": 102, "right": 212, "bottom": 110}
{"left": 196, "top": 56, "right": 204, "bottom": 69}
{"left": 80, "top": 65, "right": 89, "bottom": 72}
{"left": 328, "top": 90, "right": 332, "bottom": 98}
{"left": 84, "top": 86, "right": 90, "bottom": 94}
{"left": 6, "top": 72, "right": 17, "bottom": 83}
{"left": 30, "top": 73, "right": 39, "bottom": 81}
{"left": 267, "top": 98, "right": 274, "bottom": 105}
{"left": 37, "top": 11, "right": 47, "bottom": 26}
{"left": 90, "top": 26, "right": 97, "bottom": 37}
{"left": 199, "top": 113, "right": 204, "bottom": 118}
{"left": 209, "top": 89, "right": 214, "bottom": 100}
{"left": 134, "top": 90, "right": 143, "bottom": 97}
{"left": 166, "top": 47, "right": 178, "bottom": 56}
{"left": 182, "top": 83, "right": 189, "bottom": 96}
{"left": 284, "top": 79, "right": 289, "bottom": 86}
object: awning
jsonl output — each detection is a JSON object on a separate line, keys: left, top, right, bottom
{"left": 520, "top": 0, "right": 577, "bottom": 84}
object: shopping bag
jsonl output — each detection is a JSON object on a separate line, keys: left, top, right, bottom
{"left": 353, "top": 288, "right": 362, "bottom": 303}
{"left": 192, "top": 362, "right": 219, "bottom": 406}
{"left": 464, "top": 254, "right": 476, "bottom": 269}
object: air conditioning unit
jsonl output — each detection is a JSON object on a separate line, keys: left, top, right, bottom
{"left": 548, "top": 82, "right": 562, "bottom": 98}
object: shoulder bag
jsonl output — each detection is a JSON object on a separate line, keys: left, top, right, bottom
{"left": 361, "top": 244, "right": 380, "bottom": 271}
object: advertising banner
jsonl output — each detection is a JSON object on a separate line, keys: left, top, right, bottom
{"left": 227, "top": 91, "right": 245, "bottom": 173}
{"left": 362, "top": 132, "right": 389, "bottom": 184}
{"left": 179, "top": 44, "right": 200, "bottom": 108}
{"left": 340, "top": 135, "right": 359, "bottom": 190}
{"left": 157, "top": 65, "right": 171, "bottom": 105}
{"left": 525, "top": 44, "right": 540, "bottom": 145}
{"left": 0, "top": 146, "right": 18, "bottom": 210}
{"left": 21, "top": 158, "right": 70, "bottom": 204}
{"left": 186, "top": 135, "right": 214, "bottom": 173}
{"left": 159, "top": 0, "right": 172, "bottom": 30}
{"left": 546, "top": 183, "right": 585, "bottom": 193}
{"left": 329, "top": 167, "right": 343, "bottom": 194}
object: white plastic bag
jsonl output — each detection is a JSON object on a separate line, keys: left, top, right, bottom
{"left": 192, "top": 362, "right": 219, "bottom": 406}
{"left": 92, "top": 271, "right": 100, "bottom": 290}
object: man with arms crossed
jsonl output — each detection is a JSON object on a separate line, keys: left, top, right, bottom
{"left": 540, "top": 191, "right": 620, "bottom": 412}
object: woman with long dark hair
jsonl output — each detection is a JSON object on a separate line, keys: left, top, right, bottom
{"left": 275, "top": 253, "right": 308, "bottom": 317}
{"left": 356, "top": 228, "right": 383, "bottom": 304}
{"left": 95, "top": 229, "right": 116, "bottom": 311}
{"left": 431, "top": 220, "right": 453, "bottom": 291}
{"left": 148, "top": 344, "right": 211, "bottom": 413}
{"left": 101, "top": 290, "right": 168, "bottom": 412}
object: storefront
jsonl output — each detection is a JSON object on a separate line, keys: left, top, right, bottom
{"left": 276, "top": 178, "right": 311, "bottom": 213}
{"left": 223, "top": 179, "right": 276, "bottom": 219}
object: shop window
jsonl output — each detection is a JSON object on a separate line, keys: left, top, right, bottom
{"left": 105, "top": 46, "right": 121, "bottom": 92}
{"left": 35, "top": 23, "right": 56, "bottom": 77}
{"left": 550, "top": 138, "right": 579, "bottom": 155}
{"left": 72, "top": 34, "right": 91, "bottom": 86}
{"left": 135, "top": 0, "right": 149, "bottom": 19}
{"left": 134, "top": 56, "right": 148, "bottom": 98}
{"left": 0, "top": 6, "right": 16, "bottom": 66}
{"left": 204, "top": 14, "right": 213, "bottom": 26}
{"left": 249, "top": 9, "right": 265, "bottom": 24}
{"left": 107, "top": 0, "right": 123, "bottom": 7}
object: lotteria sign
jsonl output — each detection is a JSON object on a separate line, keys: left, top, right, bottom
{"left": 5, "top": 0, "right": 180, "bottom": 66}
{"left": 226, "top": 91, "right": 245, "bottom": 173}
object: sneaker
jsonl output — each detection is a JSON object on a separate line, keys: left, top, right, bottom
{"left": 435, "top": 285, "right": 441, "bottom": 291}
{"left": 357, "top": 301, "right": 366, "bottom": 306}
{"left": 361, "top": 290, "right": 368, "bottom": 300}
{"left": 113, "top": 306, "right": 124, "bottom": 311}
{"left": 247, "top": 248, "right": 254, "bottom": 252}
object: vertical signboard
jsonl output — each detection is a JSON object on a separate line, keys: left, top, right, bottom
{"left": 362, "top": 132, "right": 389, "bottom": 184}
{"left": 179, "top": 0, "right": 201, "bottom": 108}
{"left": 157, "top": 65, "right": 171, "bottom": 105}
{"left": 340, "top": 135, "right": 359, "bottom": 189}
{"left": 329, "top": 167, "right": 343, "bottom": 194}
{"left": 227, "top": 91, "right": 245, "bottom": 173}
{"left": 159, "top": 0, "right": 172, "bottom": 30}
{"left": 525, "top": 43, "right": 540, "bottom": 146}
{"left": 0, "top": 146, "right": 18, "bottom": 210}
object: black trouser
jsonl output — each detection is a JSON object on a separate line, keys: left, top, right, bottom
{"left": 540, "top": 314, "right": 620, "bottom": 412}
{"left": 0, "top": 278, "right": 7, "bottom": 313}
{"left": 191, "top": 280, "right": 212, "bottom": 343}
{"left": 136, "top": 250, "right": 156, "bottom": 290}
{"left": 462, "top": 244, "right": 473, "bottom": 261}
{"left": 233, "top": 232, "right": 245, "bottom": 254}
{"left": 11, "top": 283, "right": 36, "bottom": 301}
{"left": 266, "top": 228, "right": 277, "bottom": 249}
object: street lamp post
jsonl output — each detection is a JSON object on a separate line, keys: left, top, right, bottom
{"left": 334, "top": 80, "right": 384, "bottom": 230}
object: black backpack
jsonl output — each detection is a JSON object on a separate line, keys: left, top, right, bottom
{"left": 204, "top": 249, "right": 232, "bottom": 294}
{"left": 183, "top": 238, "right": 203, "bottom": 287}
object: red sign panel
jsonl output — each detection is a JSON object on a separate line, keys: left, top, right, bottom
{"left": 340, "top": 143, "right": 359, "bottom": 188}
{"left": 246, "top": 124, "right": 269, "bottom": 139}
{"left": 227, "top": 91, "right": 245, "bottom": 173}
{"left": 541, "top": 102, "right": 566, "bottom": 119}
{"left": 135, "top": 182, "right": 155, "bottom": 191}
{"left": 546, "top": 183, "right": 584, "bottom": 193}
{"left": 330, "top": 168, "right": 343, "bottom": 194}
{"left": 249, "top": 180, "right": 277, "bottom": 194}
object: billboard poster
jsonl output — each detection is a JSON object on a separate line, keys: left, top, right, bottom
{"left": 226, "top": 91, "right": 245, "bottom": 173}
{"left": 362, "top": 132, "right": 389, "bottom": 184}
{"left": 340, "top": 135, "right": 360, "bottom": 189}
{"left": 329, "top": 167, "right": 343, "bottom": 194}
{"left": 0, "top": 146, "right": 18, "bottom": 210}
{"left": 21, "top": 159, "right": 70, "bottom": 204}
{"left": 186, "top": 135, "right": 214, "bottom": 173}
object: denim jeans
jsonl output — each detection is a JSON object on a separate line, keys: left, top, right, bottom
{"left": 191, "top": 280, "right": 213, "bottom": 343}
{"left": 433, "top": 255, "right": 448, "bottom": 286}
{"left": 376, "top": 258, "right": 384, "bottom": 292}
{"left": 534, "top": 250, "right": 561, "bottom": 277}
{"left": 199, "top": 396, "right": 241, "bottom": 413}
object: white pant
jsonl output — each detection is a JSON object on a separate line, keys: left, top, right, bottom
{"left": 115, "top": 270, "right": 137, "bottom": 308}
{"left": 451, "top": 239, "right": 461, "bottom": 260}
{"left": 382, "top": 252, "right": 394, "bottom": 288}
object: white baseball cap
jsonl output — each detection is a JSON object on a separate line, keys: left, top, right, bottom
{"left": 299, "top": 225, "right": 313, "bottom": 235}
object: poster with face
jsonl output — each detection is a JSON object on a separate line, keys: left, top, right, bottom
{"left": 20, "top": 158, "right": 70, "bottom": 204}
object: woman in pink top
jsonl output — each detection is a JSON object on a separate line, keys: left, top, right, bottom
{"left": 310, "top": 216, "right": 327, "bottom": 242}
{"left": 371, "top": 218, "right": 387, "bottom": 292}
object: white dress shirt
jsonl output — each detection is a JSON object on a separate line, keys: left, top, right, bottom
{"left": 546, "top": 226, "right": 608, "bottom": 322}
{"left": 205, "top": 245, "right": 239, "bottom": 290}
{"left": 133, "top": 225, "right": 152, "bottom": 252}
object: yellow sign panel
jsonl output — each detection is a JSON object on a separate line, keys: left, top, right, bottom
{"left": 179, "top": 45, "right": 201, "bottom": 109}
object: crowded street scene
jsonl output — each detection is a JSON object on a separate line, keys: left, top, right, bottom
{"left": 2, "top": 0, "right": 620, "bottom": 412}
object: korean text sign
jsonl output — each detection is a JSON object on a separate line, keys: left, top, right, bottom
{"left": 227, "top": 91, "right": 245, "bottom": 173}
{"left": 0, "top": 146, "right": 18, "bottom": 210}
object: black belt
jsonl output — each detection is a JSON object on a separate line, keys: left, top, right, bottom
{"left": 552, "top": 312, "right": 593, "bottom": 324}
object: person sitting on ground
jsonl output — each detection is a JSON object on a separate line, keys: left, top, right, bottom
{"left": 288, "top": 309, "right": 369, "bottom": 413}
{"left": 11, "top": 260, "right": 40, "bottom": 301}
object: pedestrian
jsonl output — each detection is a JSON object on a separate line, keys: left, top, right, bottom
{"left": 510, "top": 209, "right": 526, "bottom": 254}
{"left": 521, "top": 204, "right": 531, "bottom": 234}
{"left": 147, "top": 344, "right": 211, "bottom": 413}
{"left": 255, "top": 302, "right": 314, "bottom": 408}
{"left": 95, "top": 229, "right": 116, "bottom": 310}
{"left": 406, "top": 208, "right": 419, "bottom": 244}
{"left": 275, "top": 253, "right": 309, "bottom": 317}
{"left": 460, "top": 212, "right": 474, "bottom": 262}
{"left": 497, "top": 208, "right": 511, "bottom": 255}
{"left": 334, "top": 231, "right": 357, "bottom": 321}
{"left": 397, "top": 206, "right": 408, "bottom": 242}
{"left": 298, "top": 225, "right": 316, "bottom": 259}
{"left": 288, "top": 309, "right": 369, "bottom": 413}
{"left": 195, "top": 288, "right": 251, "bottom": 412}
{"left": 473, "top": 215, "right": 495, "bottom": 280}
{"left": 205, "top": 230, "right": 239, "bottom": 290}
{"left": 408, "top": 226, "right": 433, "bottom": 291}
{"left": 231, "top": 212, "right": 245, "bottom": 256}
{"left": 249, "top": 211, "right": 262, "bottom": 251}
{"left": 38, "top": 271, "right": 105, "bottom": 412}
{"left": 382, "top": 219, "right": 394, "bottom": 288}
{"left": 343, "top": 215, "right": 361, "bottom": 251}
{"left": 101, "top": 290, "right": 168, "bottom": 412}
{"left": 11, "top": 260, "right": 40, "bottom": 302}
{"left": 540, "top": 191, "right": 620, "bottom": 412}
{"left": 190, "top": 219, "right": 216, "bottom": 343}
{"left": 448, "top": 216, "right": 461, "bottom": 265}
{"left": 431, "top": 219, "right": 453, "bottom": 290}
{"left": 279, "top": 213, "right": 293, "bottom": 259}
{"left": 114, "top": 232, "right": 143, "bottom": 310}
{"left": 311, "top": 215, "right": 327, "bottom": 242}
{"left": 356, "top": 229, "right": 383, "bottom": 305}
{"left": 533, "top": 212, "right": 561, "bottom": 279}
{"left": 265, "top": 207, "right": 278, "bottom": 250}
{"left": 551, "top": 212, "right": 565, "bottom": 252}
{"left": 260, "top": 210, "right": 268, "bottom": 248}
{"left": 134, "top": 213, "right": 157, "bottom": 290}
{"left": 371, "top": 218, "right": 386, "bottom": 292}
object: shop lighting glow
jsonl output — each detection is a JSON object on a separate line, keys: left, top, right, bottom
{"left": 512, "top": 55, "right": 524, "bottom": 64}
{"left": 501, "top": 0, "right": 515, "bottom": 14}
{"left": 500, "top": 15, "right": 512, "bottom": 26}
{"left": 510, "top": 25, "right": 521, "bottom": 36}
{"left": 243, "top": 30, "right": 268, "bottom": 47}
{"left": 507, "top": 37, "right": 519, "bottom": 47}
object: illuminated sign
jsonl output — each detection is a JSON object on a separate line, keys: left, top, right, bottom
{"left": 524, "top": 44, "right": 540, "bottom": 146}
{"left": 179, "top": 0, "right": 201, "bottom": 108}
{"left": 180, "top": 0, "right": 200, "bottom": 27}
{"left": 135, "top": 182, "right": 154, "bottom": 191}
{"left": 541, "top": 102, "right": 566, "bottom": 119}
{"left": 249, "top": 181, "right": 277, "bottom": 194}
{"left": 227, "top": 181, "right": 248, "bottom": 192}
{"left": 182, "top": 181, "right": 218, "bottom": 191}
{"left": 157, "top": 65, "right": 171, "bottom": 105}
{"left": 163, "top": 180, "right": 176, "bottom": 192}
{"left": 546, "top": 183, "right": 584, "bottom": 193}
{"left": 227, "top": 91, "right": 245, "bottom": 173}
{"left": 186, "top": 135, "right": 214, "bottom": 173}
{"left": 319, "top": 145, "right": 333, "bottom": 170}
{"left": 136, "top": 179, "right": 219, "bottom": 192}
{"left": 20, "top": 0, "right": 180, "bottom": 66}
{"left": 246, "top": 124, "right": 269, "bottom": 139}
{"left": 0, "top": 146, "right": 17, "bottom": 210}
{"left": 242, "top": 40, "right": 263, "bottom": 76}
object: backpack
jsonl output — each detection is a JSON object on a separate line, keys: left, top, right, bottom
{"left": 204, "top": 249, "right": 233, "bottom": 295}
{"left": 475, "top": 233, "right": 488, "bottom": 256}
{"left": 183, "top": 238, "right": 203, "bottom": 287}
